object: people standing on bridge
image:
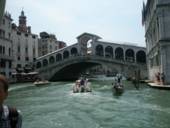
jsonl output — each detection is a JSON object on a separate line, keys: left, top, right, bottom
{"left": 0, "top": 75, "right": 22, "bottom": 128}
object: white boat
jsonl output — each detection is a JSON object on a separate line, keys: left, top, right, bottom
{"left": 73, "top": 80, "right": 92, "bottom": 93}
{"left": 34, "top": 80, "right": 50, "bottom": 86}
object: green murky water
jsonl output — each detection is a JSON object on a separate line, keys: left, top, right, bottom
{"left": 6, "top": 80, "right": 170, "bottom": 128}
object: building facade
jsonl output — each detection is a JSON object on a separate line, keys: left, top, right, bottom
{"left": 38, "top": 32, "right": 66, "bottom": 57}
{"left": 11, "top": 10, "right": 38, "bottom": 72}
{"left": 0, "top": 13, "right": 13, "bottom": 78}
{"left": 38, "top": 32, "right": 59, "bottom": 57}
{"left": 0, "top": 11, "right": 39, "bottom": 79}
{"left": 142, "top": 0, "right": 170, "bottom": 84}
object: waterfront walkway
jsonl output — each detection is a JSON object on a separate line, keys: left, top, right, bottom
{"left": 147, "top": 82, "right": 170, "bottom": 90}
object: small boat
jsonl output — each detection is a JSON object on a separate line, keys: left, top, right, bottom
{"left": 73, "top": 80, "right": 92, "bottom": 93}
{"left": 34, "top": 80, "right": 50, "bottom": 86}
{"left": 112, "top": 83, "right": 124, "bottom": 94}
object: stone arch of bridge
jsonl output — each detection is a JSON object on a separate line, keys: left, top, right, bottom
{"left": 71, "top": 47, "right": 78, "bottom": 56}
{"left": 43, "top": 59, "right": 48, "bottom": 67}
{"left": 115, "top": 47, "right": 124, "bottom": 60}
{"left": 125, "top": 49, "right": 135, "bottom": 63}
{"left": 63, "top": 50, "right": 69, "bottom": 59}
{"left": 136, "top": 50, "right": 146, "bottom": 63}
{"left": 105, "top": 46, "right": 113, "bottom": 58}
{"left": 56, "top": 53, "right": 62, "bottom": 62}
{"left": 49, "top": 56, "right": 55, "bottom": 64}
{"left": 50, "top": 61, "right": 101, "bottom": 81}
{"left": 96, "top": 44, "right": 104, "bottom": 57}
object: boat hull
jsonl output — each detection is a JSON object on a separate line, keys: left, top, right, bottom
{"left": 34, "top": 81, "right": 50, "bottom": 87}
{"left": 73, "top": 86, "right": 92, "bottom": 93}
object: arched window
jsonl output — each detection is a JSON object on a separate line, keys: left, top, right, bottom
{"left": 105, "top": 46, "right": 113, "bottom": 58}
{"left": 36, "top": 62, "right": 41, "bottom": 69}
{"left": 43, "top": 59, "right": 48, "bottom": 67}
{"left": 136, "top": 50, "right": 146, "bottom": 63}
{"left": 71, "top": 47, "right": 78, "bottom": 56}
{"left": 95, "top": 45, "right": 104, "bottom": 56}
{"left": 125, "top": 49, "right": 135, "bottom": 62}
{"left": 49, "top": 56, "right": 55, "bottom": 64}
{"left": 115, "top": 47, "right": 124, "bottom": 60}
{"left": 63, "top": 51, "right": 69, "bottom": 59}
{"left": 56, "top": 53, "right": 62, "bottom": 61}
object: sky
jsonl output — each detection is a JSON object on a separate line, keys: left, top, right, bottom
{"left": 6, "top": 0, "right": 147, "bottom": 46}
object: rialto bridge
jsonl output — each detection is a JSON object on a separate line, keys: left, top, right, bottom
{"left": 34, "top": 33, "right": 147, "bottom": 81}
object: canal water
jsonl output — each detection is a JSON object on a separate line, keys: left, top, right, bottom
{"left": 6, "top": 80, "right": 170, "bottom": 128}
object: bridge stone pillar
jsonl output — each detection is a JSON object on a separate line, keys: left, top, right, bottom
{"left": 103, "top": 46, "right": 106, "bottom": 58}
{"left": 134, "top": 51, "right": 137, "bottom": 63}
{"left": 112, "top": 47, "right": 115, "bottom": 59}
{"left": 123, "top": 48, "right": 126, "bottom": 61}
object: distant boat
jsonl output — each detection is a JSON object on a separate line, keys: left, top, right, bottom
{"left": 34, "top": 80, "right": 50, "bottom": 87}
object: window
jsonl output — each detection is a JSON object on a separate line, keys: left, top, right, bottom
{"left": 25, "top": 34, "right": 28, "bottom": 37}
{"left": 8, "top": 33, "right": 11, "bottom": 39}
{"left": 9, "top": 61, "right": 12, "bottom": 68}
{"left": 32, "top": 35, "right": 36, "bottom": 39}
{"left": 17, "top": 64, "right": 22, "bottom": 68}
{"left": 25, "top": 57, "right": 29, "bottom": 61}
{"left": 3, "top": 19, "right": 5, "bottom": 25}
{"left": 17, "top": 31, "right": 21, "bottom": 35}
{"left": 0, "top": 29, "right": 2, "bottom": 37}
{"left": 0, "top": 46, "right": 2, "bottom": 54}
{"left": 8, "top": 48, "right": 11, "bottom": 56}
{"left": 2, "top": 46, "right": 5, "bottom": 54}
{"left": 25, "top": 47, "right": 28, "bottom": 54}
{"left": 33, "top": 47, "right": 35, "bottom": 56}
{"left": 3, "top": 31, "right": 5, "bottom": 37}
{"left": 17, "top": 56, "right": 20, "bottom": 60}
{"left": 18, "top": 45, "right": 20, "bottom": 53}
{"left": 0, "top": 29, "right": 5, "bottom": 37}
{"left": 8, "top": 22, "right": 10, "bottom": 28}
{"left": 0, "top": 59, "right": 6, "bottom": 68}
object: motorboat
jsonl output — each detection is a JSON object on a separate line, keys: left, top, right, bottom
{"left": 73, "top": 80, "right": 92, "bottom": 93}
{"left": 34, "top": 80, "right": 50, "bottom": 86}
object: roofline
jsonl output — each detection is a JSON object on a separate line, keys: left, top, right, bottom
{"left": 76, "top": 32, "right": 102, "bottom": 39}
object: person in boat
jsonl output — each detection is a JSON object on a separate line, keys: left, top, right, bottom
{"left": 115, "top": 73, "right": 123, "bottom": 87}
{"left": 80, "top": 77, "right": 85, "bottom": 87}
{"left": 75, "top": 80, "right": 80, "bottom": 88}
{"left": 73, "top": 80, "right": 79, "bottom": 93}
{"left": 0, "top": 75, "right": 22, "bottom": 128}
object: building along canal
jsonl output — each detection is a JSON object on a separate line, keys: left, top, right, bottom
{"left": 6, "top": 80, "right": 170, "bottom": 128}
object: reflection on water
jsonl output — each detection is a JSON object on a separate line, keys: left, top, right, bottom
{"left": 6, "top": 80, "right": 170, "bottom": 128}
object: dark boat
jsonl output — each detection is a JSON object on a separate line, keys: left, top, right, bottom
{"left": 112, "top": 83, "right": 124, "bottom": 94}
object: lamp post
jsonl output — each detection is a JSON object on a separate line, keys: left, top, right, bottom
{"left": 0, "top": 0, "right": 6, "bottom": 22}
